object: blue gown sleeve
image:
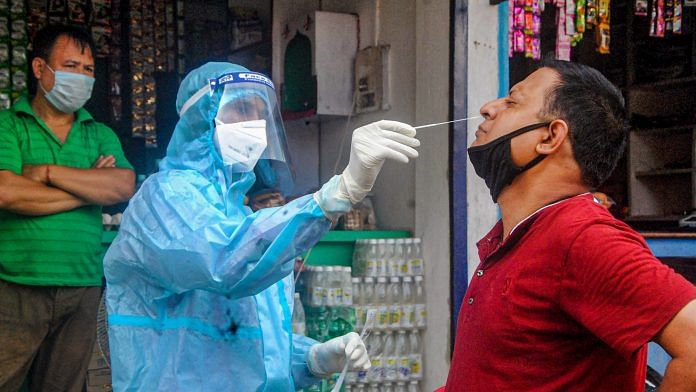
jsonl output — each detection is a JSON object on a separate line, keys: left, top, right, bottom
{"left": 292, "top": 333, "right": 323, "bottom": 389}
{"left": 104, "top": 170, "right": 332, "bottom": 298}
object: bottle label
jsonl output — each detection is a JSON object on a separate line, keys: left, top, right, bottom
{"left": 327, "top": 288, "right": 337, "bottom": 306}
{"left": 357, "top": 369, "right": 368, "bottom": 383}
{"left": 312, "top": 287, "right": 323, "bottom": 306}
{"left": 378, "top": 306, "right": 389, "bottom": 328}
{"left": 335, "top": 287, "right": 343, "bottom": 305}
{"left": 398, "top": 357, "right": 411, "bottom": 380}
{"left": 401, "top": 305, "right": 415, "bottom": 328}
{"left": 410, "top": 354, "right": 423, "bottom": 379}
{"left": 375, "top": 260, "right": 385, "bottom": 277}
{"left": 389, "top": 305, "right": 402, "bottom": 327}
{"left": 344, "top": 288, "right": 353, "bottom": 306}
{"left": 385, "top": 356, "right": 398, "bottom": 380}
{"left": 366, "top": 259, "right": 377, "bottom": 276}
{"left": 410, "top": 259, "right": 423, "bottom": 275}
{"left": 369, "top": 358, "right": 383, "bottom": 382}
{"left": 415, "top": 304, "right": 427, "bottom": 328}
{"left": 400, "top": 261, "right": 410, "bottom": 275}
{"left": 355, "top": 307, "right": 365, "bottom": 329}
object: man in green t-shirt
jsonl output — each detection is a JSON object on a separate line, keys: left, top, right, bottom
{"left": 0, "top": 25, "right": 134, "bottom": 391}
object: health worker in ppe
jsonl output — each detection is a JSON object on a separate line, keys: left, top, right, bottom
{"left": 103, "top": 62, "right": 420, "bottom": 391}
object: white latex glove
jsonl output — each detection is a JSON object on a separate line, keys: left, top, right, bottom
{"left": 307, "top": 332, "right": 371, "bottom": 377}
{"left": 341, "top": 120, "right": 419, "bottom": 204}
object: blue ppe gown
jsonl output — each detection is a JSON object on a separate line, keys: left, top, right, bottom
{"left": 104, "top": 62, "right": 348, "bottom": 391}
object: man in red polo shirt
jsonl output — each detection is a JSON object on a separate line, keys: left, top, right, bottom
{"left": 442, "top": 60, "right": 696, "bottom": 391}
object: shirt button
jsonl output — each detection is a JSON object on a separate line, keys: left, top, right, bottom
{"left": 468, "top": 297, "right": 474, "bottom": 305}
{"left": 476, "top": 269, "right": 484, "bottom": 277}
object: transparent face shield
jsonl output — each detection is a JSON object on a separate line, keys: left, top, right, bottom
{"left": 210, "top": 72, "right": 294, "bottom": 190}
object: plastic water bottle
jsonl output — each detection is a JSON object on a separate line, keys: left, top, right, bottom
{"left": 396, "top": 330, "right": 411, "bottom": 381}
{"left": 352, "top": 277, "right": 364, "bottom": 329}
{"left": 383, "top": 382, "right": 395, "bottom": 392}
{"left": 342, "top": 267, "right": 353, "bottom": 306}
{"left": 383, "top": 332, "right": 397, "bottom": 381}
{"left": 366, "top": 240, "right": 378, "bottom": 277}
{"left": 368, "top": 384, "right": 380, "bottom": 392}
{"left": 375, "top": 277, "right": 389, "bottom": 330}
{"left": 387, "top": 277, "right": 402, "bottom": 329}
{"left": 410, "top": 238, "right": 424, "bottom": 276}
{"left": 414, "top": 276, "right": 426, "bottom": 329}
{"left": 292, "top": 293, "right": 306, "bottom": 335}
{"left": 385, "top": 239, "right": 397, "bottom": 276}
{"left": 375, "top": 239, "right": 387, "bottom": 277}
{"left": 408, "top": 381, "right": 420, "bottom": 392}
{"left": 401, "top": 276, "right": 415, "bottom": 328}
{"left": 324, "top": 267, "right": 336, "bottom": 306}
{"left": 409, "top": 331, "right": 423, "bottom": 380}
{"left": 396, "top": 382, "right": 408, "bottom": 392}
{"left": 352, "top": 240, "right": 366, "bottom": 276}
{"left": 367, "top": 332, "right": 384, "bottom": 383}
{"left": 362, "top": 277, "right": 375, "bottom": 327}
{"left": 395, "top": 238, "right": 407, "bottom": 276}
{"left": 310, "top": 266, "right": 324, "bottom": 307}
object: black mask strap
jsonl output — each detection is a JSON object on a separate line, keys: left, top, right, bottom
{"left": 468, "top": 121, "right": 551, "bottom": 152}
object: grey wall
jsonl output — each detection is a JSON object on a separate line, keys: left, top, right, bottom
{"left": 415, "top": 0, "right": 452, "bottom": 389}
{"left": 466, "top": 2, "right": 500, "bottom": 282}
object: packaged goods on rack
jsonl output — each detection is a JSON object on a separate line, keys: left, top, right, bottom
{"left": 299, "top": 238, "right": 427, "bottom": 391}
{"left": 352, "top": 238, "right": 424, "bottom": 278}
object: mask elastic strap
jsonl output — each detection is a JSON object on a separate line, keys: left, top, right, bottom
{"left": 468, "top": 121, "right": 551, "bottom": 152}
{"left": 519, "top": 154, "right": 546, "bottom": 171}
{"left": 516, "top": 122, "right": 552, "bottom": 171}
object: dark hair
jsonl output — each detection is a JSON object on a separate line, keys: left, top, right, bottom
{"left": 32, "top": 24, "right": 95, "bottom": 62}
{"left": 539, "top": 58, "right": 629, "bottom": 189}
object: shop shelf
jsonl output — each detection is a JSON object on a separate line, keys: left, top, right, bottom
{"left": 100, "top": 229, "right": 411, "bottom": 267}
{"left": 304, "top": 230, "right": 411, "bottom": 267}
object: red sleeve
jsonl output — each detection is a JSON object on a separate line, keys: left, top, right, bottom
{"left": 560, "top": 222, "right": 696, "bottom": 359}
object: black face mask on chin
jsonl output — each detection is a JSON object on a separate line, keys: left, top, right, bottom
{"left": 467, "top": 122, "right": 550, "bottom": 203}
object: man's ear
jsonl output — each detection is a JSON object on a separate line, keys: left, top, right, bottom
{"left": 31, "top": 58, "right": 44, "bottom": 80}
{"left": 536, "top": 119, "right": 569, "bottom": 156}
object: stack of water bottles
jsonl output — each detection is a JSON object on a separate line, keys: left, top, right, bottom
{"left": 295, "top": 266, "right": 356, "bottom": 343}
{"left": 346, "top": 238, "right": 426, "bottom": 392}
{"left": 294, "top": 266, "right": 358, "bottom": 392}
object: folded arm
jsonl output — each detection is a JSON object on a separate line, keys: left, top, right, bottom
{"left": 46, "top": 164, "right": 135, "bottom": 206}
{"left": 0, "top": 170, "right": 85, "bottom": 215}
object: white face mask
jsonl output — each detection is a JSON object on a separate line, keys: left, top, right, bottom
{"left": 213, "top": 119, "right": 268, "bottom": 172}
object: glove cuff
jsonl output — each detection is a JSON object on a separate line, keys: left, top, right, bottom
{"left": 341, "top": 169, "right": 371, "bottom": 205}
{"left": 313, "top": 175, "right": 353, "bottom": 221}
{"left": 307, "top": 344, "right": 331, "bottom": 378}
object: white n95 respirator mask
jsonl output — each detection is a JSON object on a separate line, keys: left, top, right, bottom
{"left": 214, "top": 119, "right": 268, "bottom": 172}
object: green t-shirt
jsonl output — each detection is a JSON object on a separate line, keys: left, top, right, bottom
{"left": 0, "top": 96, "right": 133, "bottom": 286}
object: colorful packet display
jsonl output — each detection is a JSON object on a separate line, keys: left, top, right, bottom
{"left": 510, "top": 0, "right": 543, "bottom": 60}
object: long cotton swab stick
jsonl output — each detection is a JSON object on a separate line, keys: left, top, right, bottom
{"left": 413, "top": 115, "right": 482, "bottom": 129}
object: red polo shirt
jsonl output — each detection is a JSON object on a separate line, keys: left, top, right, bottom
{"left": 444, "top": 194, "right": 696, "bottom": 391}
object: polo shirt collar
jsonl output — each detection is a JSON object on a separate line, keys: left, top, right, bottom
{"left": 12, "top": 95, "right": 94, "bottom": 123}
{"left": 477, "top": 193, "right": 594, "bottom": 263}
